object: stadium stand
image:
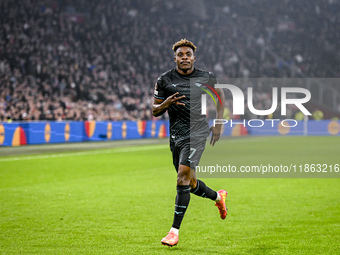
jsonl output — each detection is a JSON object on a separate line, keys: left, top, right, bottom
{"left": 0, "top": 0, "right": 339, "bottom": 122}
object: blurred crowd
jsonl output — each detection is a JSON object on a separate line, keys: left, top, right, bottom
{"left": 0, "top": 0, "right": 339, "bottom": 122}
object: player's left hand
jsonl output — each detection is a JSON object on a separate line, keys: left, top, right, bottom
{"left": 209, "top": 125, "right": 221, "bottom": 146}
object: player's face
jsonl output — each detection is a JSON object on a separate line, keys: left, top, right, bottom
{"left": 174, "top": 46, "right": 196, "bottom": 74}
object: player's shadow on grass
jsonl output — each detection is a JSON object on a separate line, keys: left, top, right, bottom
{"left": 247, "top": 245, "right": 281, "bottom": 254}
{"left": 154, "top": 246, "right": 223, "bottom": 254}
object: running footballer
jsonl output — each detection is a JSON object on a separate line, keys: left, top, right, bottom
{"left": 152, "top": 39, "right": 228, "bottom": 247}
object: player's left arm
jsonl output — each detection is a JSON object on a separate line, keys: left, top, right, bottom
{"left": 210, "top": 87, "right": 225, "bottom": 146}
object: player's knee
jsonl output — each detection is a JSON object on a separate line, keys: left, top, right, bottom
{"left": 177, "top": 175, "right": 190, "bottom": 186}
{"left": 177, "top": 167, "right": 190, "bottom": 186}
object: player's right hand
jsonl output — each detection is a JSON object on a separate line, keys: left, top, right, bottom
{"left": 152, "top": 92, "right": 185, "bottom": 117}
{"left": 164, "top": 92, "right": 185, "bottom": 107}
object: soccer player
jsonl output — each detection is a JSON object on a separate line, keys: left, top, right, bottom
{"left": 152, "top": 39, "right": 228, "bottom": 247}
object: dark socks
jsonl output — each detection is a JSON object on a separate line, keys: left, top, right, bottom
{"left": 172, "top": 185, "right": 191, "bottom": 229}
{"left": 171, "top": 181, "right": 217, "bottom": 229}
{"left": 190, "top": 179, "right": 218, "bottom": 201}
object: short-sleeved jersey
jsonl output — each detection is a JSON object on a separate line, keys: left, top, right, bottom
{"left": 154, "top": 68, "right": 217, "bottom": 142}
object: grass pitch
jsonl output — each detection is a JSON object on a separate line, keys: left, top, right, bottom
{"left": 0, "top": 137, "right": 339, "bottom": 254}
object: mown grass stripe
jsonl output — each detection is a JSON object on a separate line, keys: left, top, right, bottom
{"left": 0, "top": 144, "right": 168, "bottom": 162}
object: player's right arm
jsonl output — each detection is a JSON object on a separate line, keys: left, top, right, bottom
{"left": 152, "top": 92, "right": 186, "bottom": 117}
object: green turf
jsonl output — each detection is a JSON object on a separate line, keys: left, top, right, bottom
{"left": 0, "top": 137, "right": 339, "bottom": 254}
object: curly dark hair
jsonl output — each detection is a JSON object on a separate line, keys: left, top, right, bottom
{"left": 172, "top": 38, "right": 197, "bottom": 53}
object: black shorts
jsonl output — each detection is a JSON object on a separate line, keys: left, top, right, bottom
{"left": 170, "top": 137, "right": 207, "bottom": 172}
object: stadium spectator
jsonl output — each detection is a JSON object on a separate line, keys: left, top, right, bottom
{"left": 0, "top": 0, "right": 339, "bottom": 122}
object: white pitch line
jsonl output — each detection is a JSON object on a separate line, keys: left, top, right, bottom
{"left": 0, "top": 144, "right": 168, "bottom": 162}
